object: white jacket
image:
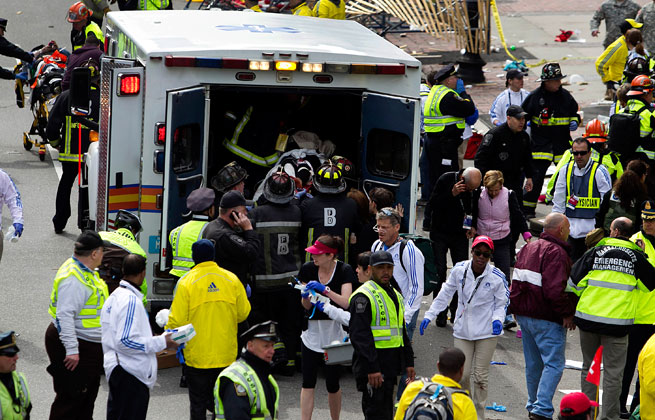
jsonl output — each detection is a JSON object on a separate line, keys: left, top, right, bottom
{"left": 489, "top": 88, "right": 529, "bottom": 126}
{"left": 101, "top": 280, "right": 167, "bottom": 389}
{"left": 372, "top": 239, "right": 424, "bottom": 324}
{"left": 425, "top": 261, "right": 509, "bottom": 340}
{"left": 0, "top": 169, "right": 23, "bottom": 232}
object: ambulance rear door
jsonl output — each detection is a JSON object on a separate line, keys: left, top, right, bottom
{"left": 160, "top": 86, "right": 210, "bottom": 269}
{"left": 360, "top": 92, "right": 419, "bottom": 232}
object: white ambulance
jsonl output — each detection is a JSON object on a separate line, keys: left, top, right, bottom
{"left": 88, "top": 10, "right": 421, "bottom": 309}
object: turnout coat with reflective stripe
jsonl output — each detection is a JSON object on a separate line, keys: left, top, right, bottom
{"left": 567, "top": 237, "right": 655, "bottom": 337}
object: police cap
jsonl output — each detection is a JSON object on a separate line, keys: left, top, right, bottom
{"left": 0, "top": 18, "right": 8, "bottom": 31}
{"left": 0, "top": 331, "right": 19, "bottom": 357}
{"left": 642, "top": 200, "right": 655, "bottom": 220}
{"left": 187, "top": 188, "right": 215, "bottom": 212}
{"left": 241, "top": 321, "right": 279, "bottom": 342}
{"left": 434, "top": 64, "right": 458, "bottom": 84}
{"left": 75, "top": 230, "right": 111, "bottom": 251}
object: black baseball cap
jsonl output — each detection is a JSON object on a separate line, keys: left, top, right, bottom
{"left": 75, "top": 230, "right": 110, "bottom": 251}
{"left": 507, "top": 105, "right": 528, "bottom": 119}
{"left": 506, "top": 69, "right": 524, "bottom": 80}
{"left": 0, "top": 18, "right": 7, "bottom": 31}
{"left": 219, "top": 190, "right": 246, "bottom": 209}
{"left": 369, "top": 251, "right": 394, "bottom": 267}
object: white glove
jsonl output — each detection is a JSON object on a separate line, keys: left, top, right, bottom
{"left": 155, "top": 309, "right": 170, "bottom": 328}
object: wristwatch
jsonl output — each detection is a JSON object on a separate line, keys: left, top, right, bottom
{"left": 324, "top": 286, "right": 331, "bottom": 294}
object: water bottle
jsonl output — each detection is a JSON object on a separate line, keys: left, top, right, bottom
{"left": 4, "top": 226, "right": 18, "bottom": 243}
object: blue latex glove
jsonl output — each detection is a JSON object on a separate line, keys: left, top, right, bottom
{"left": 492, "top": 320, "right": 503, "bottom": 335}
{"left": 419, "top": 318, "right": 430, "bottom": 336}
{"left": 245, "top": 284, "right": 251, "bottom": 298}
{"left": 300, "top": 291, "right": 310, "bottom": 300}
{"left": 15, "top": 72, "right": 27, "bottom": 81}
{"left": 175, "top": 343, "right": 186, "bottom": 364}
{"left": 294, "top": 189, "right": 307, "bottom": 199}
{"left": 313, "top": 301, "right": 325, "bottom": 312}
{"left": 465, "top": 108, "right": 479, "bottom": 126}
{"left": 306, "top": 280, "right": 326, "bottom": 294}
{"left": 455, "top": 78, "right": 465, "bottom": 94}
{"left": 569, "top": 120, "right": 578, "bottom": 131}
{"left": 494, "top": 121, "right": 502, "bottom": 126}
{"left": 13, "top": 223, "right": 23, "bottom": 237}
{"left": 485, "top": 403, "right": 507, "bottom": 412}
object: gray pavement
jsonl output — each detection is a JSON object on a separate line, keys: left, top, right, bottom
{"left": 0, "top": 1, "right": 637, "bottom": 419}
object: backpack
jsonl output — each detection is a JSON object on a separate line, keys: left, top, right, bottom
{"left": 403, "top": 379, "right": 467, "bottom": 420}
{"left": 607, "top": 105, "right": 647, "bottom": 156}
{"left": 374, "top": 235, "right": 440, "bottom": 296}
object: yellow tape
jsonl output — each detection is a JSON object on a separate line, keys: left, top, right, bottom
{"left": 490, "top": 0, "right": 518, "bottom": 62}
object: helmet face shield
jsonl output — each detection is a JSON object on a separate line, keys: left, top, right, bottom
{"left": 67, "top": 2, "right": 90, "bottom": 23}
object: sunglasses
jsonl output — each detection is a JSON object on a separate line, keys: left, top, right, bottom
{"left": 472, "top": 249, "right": 492, "bottom": 259}
{"left": 571, "top": 150, "right": 589, "bottom": 156}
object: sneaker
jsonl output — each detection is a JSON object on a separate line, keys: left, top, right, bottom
{"left": 503, "top": 319, "right": 517, "bottom": 330}
{"left": 620, "top": 410, "right": 631, "bottom": 419}
{"left": 179, "top": 375, "right": 187, "bottom": 388}
{"left": 435, "top": 312, "right": 447, "bottom": 327}
{"left": 528, "top": 412, "right": 552, "bottom": 420}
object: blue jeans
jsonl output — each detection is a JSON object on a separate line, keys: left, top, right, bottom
{"left": 396, "top": 310, "right": 419, "bottom": 400}
{"left": 516, "top": 315, "right": 567, "bottom": 418}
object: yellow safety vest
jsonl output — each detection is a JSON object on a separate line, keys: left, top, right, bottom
{"left": 99, "top": 229, "right": 148, "bottom": 304}
{"left": 564, "top": 161, "right": 601, "bottom": 219}
{"left": 292, "top": 2, "right": 313, "bottom": 16}
{"left": 0, "top": 372, "right": 30, "bottom": 420}
{"left": 214, "top": 359, "right": 279, "bottom": 420}
{"left": 349, "top": 280, "right": 405, "bottom": 349}
{"left": 48, "top": 258, "right": 108, "bottom": 329}
{"left": 169, "top": 219, "right": 209, "bottom": 277}
{"left": 74, "top": 21, "right": 105, "bottom": 51}
{"left": 313, "top": 0, "right": 345, "bottom": 19}
{"left": 566, "top": 237, "right": 644, "bottom": 326}
{"left": 630, "top": 231, "right": 655, "bottom": 324}
{"left": 223, "top": 106, "right": 279, "bottom": 167}
{"left": 423, "top": 85, "right": 465, "bottom": 133}
{"left": 529, "top": 115, "right": 575, "bottom": 128}
{"left": 139, "top": 0, "right": 170, "bottom": 9}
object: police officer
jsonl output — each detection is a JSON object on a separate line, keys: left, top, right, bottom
{"left": 0, "top": 331, "right": 31, "bottom": 420}
{"left": 45, "top": 230, "right": 109, "bottom": 419}
{"left": 214, "top": 321, "right": 280, "bottom": 420}
{"left": 248, "top": 171, "right": 302, "bottom": 376}
{"left": 98, "top": 210, "right": 148, "bottom": 303}
{"left": 46, "top": 58, "right": 100, "bottom": 234}
{"left": 67, "top": 2, "right": 105, "bottom": 51}
{"left": 203, "top": 190, "right": 260, "bottom": 287}
{"left": 300, "top": 162, "right": 360, "bottom": 264}
{"left": 422, "top": 64, "right": 476, "bottom": 230}
{"left": 474, "top": 104, "right": 534, "bottom": 206}
{"left": 552, "top": 137, "right": 612, "bottom": 261}
{"left": 568, "top": 217, "right": 655, "bottom": 420}
{"left": 169, "top": 188, "right": 216, "bottom": 279}
{"left": 521, "top": 62, "right": 580, "bottom": 217}
{"left": 211, "top": 161, "right": 249, "bottom": 201}
{"left": 349, "top": 251, "right": 415, "bottom": 420}
{"left": 0, "top": 18, "right": 54, "bottom": 81}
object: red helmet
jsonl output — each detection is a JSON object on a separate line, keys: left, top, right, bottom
{"left": 67, "top": 2, "right": 92, "bottom": 23}
{"left": 583, "top": 119, "right": 608, "bottom": 143}
{"left": 627, "top": 75, "right": 654, "bottom": 96}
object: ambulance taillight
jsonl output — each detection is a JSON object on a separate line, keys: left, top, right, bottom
{"left": 118, "top": 74, "right": 140, "bottom": 96}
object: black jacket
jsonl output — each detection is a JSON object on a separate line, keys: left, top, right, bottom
{"left": 349, "top": 282, "right": 413, "bottom": 382}
{"left": 474, "top": 122, "right": 534, "bottom": 192}
{"left": 0, "top": 36, "right": 33, "bottom": 79}
{"left": 218, "top": 351, "right": 277, "bottom": 420}
{"left": 46, "top": 88, "right": 100, "bottom": 155}
{"left": 202, "top": 217, "right": 260, "bottom": 286}
{"left": 429, "top": 171, "right": 477, "bottom": 236}
{"left": 521, "top": 85, "right": 579, "bottom": 153}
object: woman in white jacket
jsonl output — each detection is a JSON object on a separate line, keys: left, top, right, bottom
{"left": 419, "top": 235, "right": 509, "bottom": 419}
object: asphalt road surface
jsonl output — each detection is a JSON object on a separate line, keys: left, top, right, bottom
{"left": 0, "top": 1, "right": 631, "bottom": 419}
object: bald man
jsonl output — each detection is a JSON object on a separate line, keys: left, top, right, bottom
{"left": 510, "top": 212, "right": 577, "bottom": 420}
{"left": 428, "top": 167, "right": 482, "bottom": 326}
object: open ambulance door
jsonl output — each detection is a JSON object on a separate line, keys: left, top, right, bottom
{"left": 360, "top": 92, "right": 419, "bottom": 233}
{"left": 160, "top": 86, "right": 209, "bottom": 270}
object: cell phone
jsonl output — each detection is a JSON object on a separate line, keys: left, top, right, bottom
{"left": 230, "top": 211, "right": 239, "bottom": 222}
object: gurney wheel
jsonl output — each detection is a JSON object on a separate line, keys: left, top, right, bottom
{"left": 22, "top": 133, "right": 32, "bottom": 151}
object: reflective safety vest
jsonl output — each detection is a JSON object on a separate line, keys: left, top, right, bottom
{"left": 630, "top": 231, "right": 655, "bottom": 324}
{"left": 223, "top": 106, "right": 279, "bottom": 167}
{"left": 423, "top": 85, "right": 465, "bottom": 133}
{"left": 349, "top": 280, "right": 405, "bottom": 349}
{"left": 214, "top": 359, "right": 279, "bottom": 420}
{"left": 169, "top": 219, "right": 209, "bottom": 278}
{"left": 74, "top": 21, "right": 105, "bottom": 51}
{"left": 0, "top": 371, "right": 30, "bottom": 420}
{"left": 529, "top": 115, "right": 576, "bottom": 128}
{"left": 292, "top": 2, "right": 313, "bottom": 15}
{"left": 566, "top": 237, "right": 644, "bottom": 326}
{"left": 99, "top": 229, "right": 148, "bottom": 304}
{"left": 48, "top": 258, "right": 109, "bottom": 328}
{"left": 564, "top": 161, "right": 601, "bottom": 219}
{"left": 139, "top": 0, "right": 170, "bottom": 9}
{"left": 313, "top": 0, "right": 345, "bottom": 19}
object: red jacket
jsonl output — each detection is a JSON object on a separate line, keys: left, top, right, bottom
{"left": 509, "top": 231, "right": 576, "bottom": 324}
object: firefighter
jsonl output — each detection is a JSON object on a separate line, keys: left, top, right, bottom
{"left": 169, "top": 187, "right": 216, "bottom": 280}
{"left": 300, "top": 162, "right": 360, "bottom": 264}
{"left": 521, "top": 62, "right": 580, "bottom": 217}
{"left": 98, "top": 210, "right": 148, "bottom": 305}
{"left": 248, "top": 171, "right": 303, "bottom": 377}
{"left": 0, "top": 331, "right": 31, "bottom": 420}
{"left": 545, "top": 118, "right": 623, "bottom": 203}
{"left": 67, "top": 2, "right": 105, "bottom": 51}
{"left": 46, "top": 58, "right": 100, "bottom": 234}
{"left": 422, "top": 64, "right": 476, "bottom": 230}
{"left": 214, "top": 321, "right": 280, "bottom": 420}
{"left": 210, "top": 161, "right": 249, "bottom": 202}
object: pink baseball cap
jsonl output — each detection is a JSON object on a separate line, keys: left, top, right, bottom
{"left": 471, "top": 235, "right": 494, "bottom": 251}
{"left": 305, "top": 240, "right": 338, "bottom": 255}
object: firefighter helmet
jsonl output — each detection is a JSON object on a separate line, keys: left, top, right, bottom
{"left": 263, "top": 170, "right": 294, "bottom": 204}
{"left": 624, "top": 57, "right": 649, "bottom": 82}
{"left": 583, "top": 119, "right": 608, "bottom": 143}
{"left": 114, "top": 210, "right": 143, "bottom": 233}
{"left": 627, "top": 75, "right": 654, "bottom": 96}
{"left": 211, "top": 161, "right": 248, "bottom": 192}
{"left": 537, "top": 62, "right": 566, "bottom": 82}
{"left": 313, "top": 162, "right": 346, "bottom": 194}
{"left": 330, "top": 155, "right": 355, "bottom": 179}
{"left": 67, "top": 2, "right": 92, "bottom": 23}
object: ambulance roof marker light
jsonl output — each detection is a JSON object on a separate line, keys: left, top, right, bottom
{"left": 275, "top": 61, "right": 297, "bottom": 71}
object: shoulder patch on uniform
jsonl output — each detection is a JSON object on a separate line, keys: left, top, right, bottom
{"left": 234, "top": 383, "right": 247, "bottom": 396}
{"left": 355, "top": 298, "right": 368, "bottom": 314}
{"left": 482, "top": 133, "right": 493, "bottom": 146}
{"left": 230, "top": 235, "right": 246, "bottom": 246}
